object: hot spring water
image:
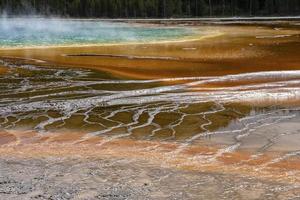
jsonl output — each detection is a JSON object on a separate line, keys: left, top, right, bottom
{"left": 0, "top": 18, "right": 194, "bottom": 47}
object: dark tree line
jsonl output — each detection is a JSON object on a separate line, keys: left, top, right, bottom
{"left": 1, "top": 0, "right": 300, "bottom": 18}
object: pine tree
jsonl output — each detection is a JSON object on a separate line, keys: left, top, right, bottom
{"left": 1, "top": 0, "right": 300, "bottom": 18}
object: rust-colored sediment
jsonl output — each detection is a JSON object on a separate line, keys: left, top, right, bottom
{"left": 0, "top": 130, "right": 300, "bottom": 184}
{"left": 0, "top": 25, "right": 299, "bottom": 80}
{"left": 0, "top": 66, "right": 7, "bottom": 74}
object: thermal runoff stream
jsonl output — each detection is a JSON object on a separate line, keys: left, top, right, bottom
{"left": 1, "top": 58, "right": 300, "bottom": 145}
{"left": 0, "top": 18, "right": 300, "bottom": 186}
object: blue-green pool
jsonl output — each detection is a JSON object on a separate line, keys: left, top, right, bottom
{"left": 0, "top": 18, "right": 194, "bottom": 47}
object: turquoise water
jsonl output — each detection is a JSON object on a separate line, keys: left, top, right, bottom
{"left": 0, "top": 18, "right": 193, "bottom": 47}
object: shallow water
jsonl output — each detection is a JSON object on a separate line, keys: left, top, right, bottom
{"left": 0, "top": 18, "right": 195, "bottom": 47}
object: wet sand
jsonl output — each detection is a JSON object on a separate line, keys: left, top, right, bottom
{"left": 0, "top": 21, "right": 300, "bottom": 199}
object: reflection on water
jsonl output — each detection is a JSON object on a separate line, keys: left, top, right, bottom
{"left": 0, "top": 59, "right": 299, "bottom": 150}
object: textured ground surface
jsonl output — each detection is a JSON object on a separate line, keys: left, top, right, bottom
{"left": 1, "top": 156, "right": 300, "bottom": 200}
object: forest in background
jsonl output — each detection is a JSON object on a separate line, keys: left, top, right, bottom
{"left": 1, "top": 0, "right": 300, "bottom": 18}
